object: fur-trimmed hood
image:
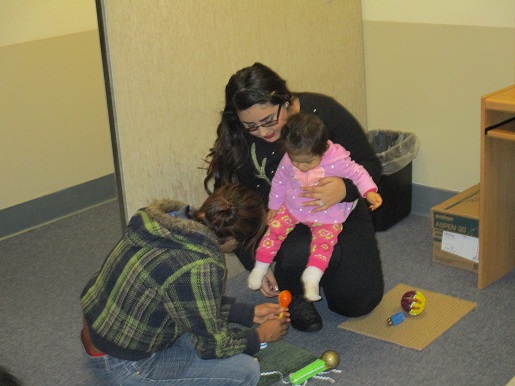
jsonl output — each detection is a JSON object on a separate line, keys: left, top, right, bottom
{"left": 126, "top": 199, "right": 219, "bottom": 248}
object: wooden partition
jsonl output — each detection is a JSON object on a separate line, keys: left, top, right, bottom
{"left": 96, "top": 0, "right": 367, "bottom": 222}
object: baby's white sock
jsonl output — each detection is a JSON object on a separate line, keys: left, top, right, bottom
{"left": 301, "top": 266, "right": 324, "bottom": 301}
{"left": 248, "top": 261, "right": 270, "bottom": 290}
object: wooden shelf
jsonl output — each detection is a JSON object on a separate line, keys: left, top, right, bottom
{"left": 484, "top": 86, "right": 515, "bottom": 112}
{"left": 478, "top": 85, "right": 515, "bottom": 289}
{"left": 486, "top": 118, "right": 515, "bottom": 141}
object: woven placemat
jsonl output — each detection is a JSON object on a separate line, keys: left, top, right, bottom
{"left": 339, "top": 283, "right": 477, "bottom": 350}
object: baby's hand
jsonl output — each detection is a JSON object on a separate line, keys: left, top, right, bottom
{"left": 267, "top": 209, "right": 278, "bottom": 223}
{"left": 366, "top": 192, "right": 383, "bottom": 211}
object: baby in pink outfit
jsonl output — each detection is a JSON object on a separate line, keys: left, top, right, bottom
{"left": 248, "top": 113, "right": 382, "bottom": 301}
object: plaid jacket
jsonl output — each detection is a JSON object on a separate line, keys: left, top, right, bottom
{"left": 81, "top": 199, "right": 258, "bottom": 360}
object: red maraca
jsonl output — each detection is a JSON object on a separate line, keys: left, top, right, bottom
{"left": 278, "top": 290, "right": 292, "bottom": 318}
{"left": 260, "top": 289, "right": 293, "bottom": 350}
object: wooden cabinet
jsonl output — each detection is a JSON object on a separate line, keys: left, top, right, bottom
{"left": 479, "top": 85, "right": 515, "bottom": 288}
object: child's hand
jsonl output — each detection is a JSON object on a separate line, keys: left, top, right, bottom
{"left": 366, "top": 192, "right": 383, "bottom": 211}
{"left": 267, "top": 209, "right": 278, "bottom": 223}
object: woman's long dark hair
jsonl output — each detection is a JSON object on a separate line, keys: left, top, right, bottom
{"left": 204, "top": 63, "right": 292, "bottom": 194}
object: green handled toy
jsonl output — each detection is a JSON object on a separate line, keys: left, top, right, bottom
{"left": 289, "top": 350, "right": 340, "bottom": 385}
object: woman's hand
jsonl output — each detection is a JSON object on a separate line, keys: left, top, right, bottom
{"left": 299, "top": 177, "right": 346, "bottom": 213}
{"left": 256, "top": 317, "right": 289, "bottom": 343}
{"left": 260, "top": 269, "right": 280, "bottom": 298}
{"left": 253, "top": 303, "right": 290, "bottom": 324}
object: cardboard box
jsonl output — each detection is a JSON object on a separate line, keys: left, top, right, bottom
{"left": 432, "top": 184, "right": 479, "bottom": 237}
{"left": 431, "top": 184, "right": 479, "bottom": 272}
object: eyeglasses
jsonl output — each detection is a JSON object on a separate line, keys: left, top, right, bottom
{"left": 242, "top": 104, "right": 282, "bottom": 132}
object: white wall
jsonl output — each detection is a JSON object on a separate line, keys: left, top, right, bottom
{"left": 362, "top": 0, "right": 514, "bottom": 27}
{"left": 362, "top": 0, "right": 514, "bottom": 192}
{"left": 0, "top": 0, "right": 98, "bottom": 47}
{"left": 0, "top": 1, "right": 112, "bottom": 210}
{"left": 2, "top": 1, "right": 514, "bottom": 212}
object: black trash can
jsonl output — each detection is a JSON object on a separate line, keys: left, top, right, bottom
{"left": 367, "top": 130, "right": 420, "bottom": 231}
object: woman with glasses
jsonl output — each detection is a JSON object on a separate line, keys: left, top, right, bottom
{"left": 204, "top": 63, "right": 384, "bottom": 332}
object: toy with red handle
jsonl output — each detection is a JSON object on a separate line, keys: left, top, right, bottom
{"left": 260, "top": 290, "right": 292, "bottom": 350}
{"left": 278, "top": 290, "right": 292, "bottom": 318}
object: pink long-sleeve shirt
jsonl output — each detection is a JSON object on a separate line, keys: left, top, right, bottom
{"left": 268, "top": 141, "right": 378, "bottom": 224}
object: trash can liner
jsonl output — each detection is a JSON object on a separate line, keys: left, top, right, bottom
{"left": 367, "top": 130, "right": 420, "bottom": 175}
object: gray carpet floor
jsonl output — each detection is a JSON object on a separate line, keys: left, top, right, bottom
{"left": 1, "top": 200, "right": 513, "bottom": 386}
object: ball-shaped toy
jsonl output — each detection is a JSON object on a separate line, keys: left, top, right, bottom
{"left": 401, "top": 290, "right": 426, "bottom": 315}
{"left": 321, "top": 350, "right": 340, "bottom": 369}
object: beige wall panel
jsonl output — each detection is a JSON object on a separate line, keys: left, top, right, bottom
{"left": 1, "top": 0, "right": 98, "bottom": 47}
{"left": 362, "top": 0, "right": 514, "bottom": 27}
{"left": 363, "top": 21, "right": 514, "bottom": 191}
{"left": 99, "top": 0, "right": 366, "bottom": 220}
{"left": 0, "top": 31, "right": 113, "bottom": 209}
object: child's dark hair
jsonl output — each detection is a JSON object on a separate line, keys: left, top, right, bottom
{"left": 281, "top": 113, "right": 329, "bottom": 157}
{"left": 195, "top": 184, "right": 266, "bottom": 251}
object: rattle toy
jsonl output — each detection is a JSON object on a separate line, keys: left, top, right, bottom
{"left": 401, "top": 290, "right": 426, "bottom": 315}
{"left": 387, "top": 290, "right": 427, "bottom": 326}
{"left": 278, "top": 290, "right": 292, "bottom": 319}
{"left": 260, "top": 290, "right": 292, "bottom": 350}
{"left": 289, "top": 350, "right": 340, "bottom": 385}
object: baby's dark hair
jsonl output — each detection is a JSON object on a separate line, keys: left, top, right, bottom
{"left": 195, "top": 184, "right": 266, "bottom": 251}
{"left": 281, "top": 113, "right": 329, "bottom": 157}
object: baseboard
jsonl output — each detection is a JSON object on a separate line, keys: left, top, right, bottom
{"left": 411, "top": 184, "right": 458, "bottom": 217}
{"left": 0, "top": 178, "right": 457, "bottom": 240}
{"left": 0, "top": 174, "right": 117, "bottom": 240}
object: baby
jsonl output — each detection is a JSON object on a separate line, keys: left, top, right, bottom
{"left": 248, "top": 113, "right": 382, "bottom": 301}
